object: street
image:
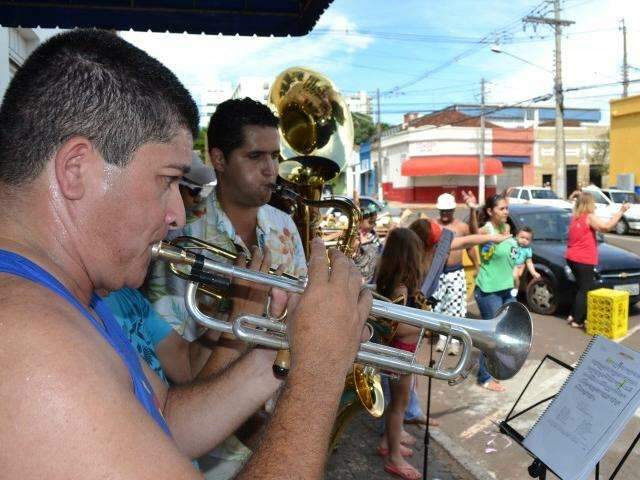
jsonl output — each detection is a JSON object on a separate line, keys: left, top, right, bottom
{"left": 327, "top": 232, "right": 640, "bottom": 480}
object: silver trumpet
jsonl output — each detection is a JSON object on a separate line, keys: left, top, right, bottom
{"left": 152, "top": 242, "right": 533, "bottom": 382}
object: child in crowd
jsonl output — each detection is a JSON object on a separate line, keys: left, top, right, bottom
{"left": 511, "top": 225, "right": 541, "bottom": 297}
{"left": 375, "top": 227, "right": 425, "bottom": 480}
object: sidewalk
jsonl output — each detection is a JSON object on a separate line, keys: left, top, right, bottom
{"left": 324, "top": 304, "right": 640, "bottom": 479}
{"left": 326, "top": 410, "right": 473, "bottom": 480}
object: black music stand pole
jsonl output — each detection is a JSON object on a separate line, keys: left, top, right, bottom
{"left": 422, "top": 339, "right": 435, "bottom": 479}
{"left": 527, "top": 459, "right": 547, "bottom": 479}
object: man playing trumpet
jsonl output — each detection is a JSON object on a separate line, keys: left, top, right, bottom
{"left": 146, "top": 97, "right": 306, "bottom": 345}
{"left": 0, "top": 29, "right": 370, "bottom": 480}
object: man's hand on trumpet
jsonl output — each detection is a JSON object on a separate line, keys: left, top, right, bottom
{"left": 198, "top": 247, "right": 288, "bottom": 377}
{"left": 230, "top": 246, "right": 287, "bottom": 322}
{"left": 239, "top": 238, "right": 373, "bottom": 480}
{"left": 286, "top": 237, "right": 373, "bottom": 384}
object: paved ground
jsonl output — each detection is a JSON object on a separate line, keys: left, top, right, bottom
{"left": 326, "top": 411, "right": 473, "bottom": 480}
{"left": 322, "top": 218, "right": 640, "bottom": 479}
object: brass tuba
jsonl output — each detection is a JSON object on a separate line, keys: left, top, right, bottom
{"left": 268, "top": 66, "right": 360, "bottom": 258}
{"left": 268, "top": 67, "right": 383, "bottom": 433}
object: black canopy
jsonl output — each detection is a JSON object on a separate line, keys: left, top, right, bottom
{"left": 0, "top": 1, "right": 333, "bottom": 36}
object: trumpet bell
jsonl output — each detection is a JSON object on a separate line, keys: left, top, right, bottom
{"left": 481, "top": 301, "right": 533, "bottom": 381}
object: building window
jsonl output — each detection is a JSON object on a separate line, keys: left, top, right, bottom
{"left": 542, "top": 174, "right": 552, "bottom": 189}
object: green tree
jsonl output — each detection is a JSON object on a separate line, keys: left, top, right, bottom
{"left": 352, "top": 112, "right": 375, "bottom": 145}
{"left": 193, "top": 127, "right": 208, "bottom": 157}
{"left": 588, "top": 132, "right": 610, "bottom": 176}
{"left": 352, "top": 112, "right": 391, "bottom": 145}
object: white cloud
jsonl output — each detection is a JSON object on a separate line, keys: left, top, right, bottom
{"left": 119, "top": 11, "right": 374, "bottom": 104}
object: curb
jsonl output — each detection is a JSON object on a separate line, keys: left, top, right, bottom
{"left": 430, "top": 428, "right": 496, "bottom": 480}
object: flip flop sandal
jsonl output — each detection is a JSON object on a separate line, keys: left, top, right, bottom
{"left": 480, "top": 380, "right": 506, "bottom": 392}
{"left": 384, "top": 462, "right": 423, "bottom": 480}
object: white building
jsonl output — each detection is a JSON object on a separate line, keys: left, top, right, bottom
{"left": 374, "top": 122, "right": 500, "bottom": 203}
{"left": 345, "top": 90, "right": 372, "bottom": 116}
{"left": 198, "top": 81, "right": 233, "bottom": 127}
{"left": 231, "top": 76, "right": 271, "bottom": 103}
{"left": 0, "top": 28, "right": 43, "bottom": 99}
{"left": 343, "top": 146, "right": 361, "bottom": 197}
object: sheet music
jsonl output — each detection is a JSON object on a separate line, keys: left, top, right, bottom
{"left": 523, "top": 336, "right": 640, "bottom": 480}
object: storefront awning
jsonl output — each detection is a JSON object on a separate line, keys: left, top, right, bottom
{"left": 0, "top": 1, "right": 333, "bottom": 36}
{"left": 401, "top": 155, "right": 503, "bottom": 177}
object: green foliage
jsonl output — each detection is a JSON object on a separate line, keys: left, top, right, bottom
{"left": 352, "top": 112, "right": 375, "bottom": 145}
{"left": 588, "top": 132, "right": 610, "bottom": 176}
{"left": 194, "top": 127, "right": 208, "bottom": 157}
{"left": 352, "top": 112, "right": 391, "bottom": 145}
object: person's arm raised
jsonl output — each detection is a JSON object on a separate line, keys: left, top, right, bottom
{"left": 237, "top": 238, "right": 372, "bottom": 480}
{"left": 588, "top": 203, "right": 630, "bottom": 232}
{"left": 451, "top": 232, "right": 511, "bottom": 251}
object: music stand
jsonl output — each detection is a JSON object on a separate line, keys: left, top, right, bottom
{"left": 499, "top": 354, "right": 640, "bottom": 480}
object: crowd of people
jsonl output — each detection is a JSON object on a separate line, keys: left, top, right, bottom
{"left": 0, "top": 29, "right": 630, "bottom": 480}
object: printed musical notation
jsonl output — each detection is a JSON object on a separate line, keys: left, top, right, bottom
{"left": 523, "top": 336, "right": 640, "bottom": 480}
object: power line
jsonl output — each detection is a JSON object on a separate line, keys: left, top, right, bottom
{"left": 379, "top": 1, "right": 549, "bottom": 96}
{"left": 564, "top": 77, "right": 640, "bottom": 92}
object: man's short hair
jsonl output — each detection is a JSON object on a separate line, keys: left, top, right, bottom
{"left": 207, "top": 98, "right": 279, "bottom": 159}
{"left": 0, "top": 29, "right": 199, "bottom": 186}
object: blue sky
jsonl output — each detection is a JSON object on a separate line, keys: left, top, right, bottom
{"left": 120, "top": 0, "right": 640, "bottom": 125}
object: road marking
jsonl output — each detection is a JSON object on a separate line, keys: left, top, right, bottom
{"left": 615, "top": 323, "right": 640, "bottom": 343}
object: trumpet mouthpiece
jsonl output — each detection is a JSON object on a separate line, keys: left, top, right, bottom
{"left": 150, "top": 242, "right": 194, "bottom": 265}
{"left": 150, "top": 242, "right": 164, "bottom": 259}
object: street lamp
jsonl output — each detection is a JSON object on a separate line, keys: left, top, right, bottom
{"left": 491, "top": 46, "right": 552, "bottom": 73}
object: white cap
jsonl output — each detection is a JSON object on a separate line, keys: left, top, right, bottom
{"left": 182, "top": 152, "right": 216, "bottom": 186}
{"left": 436, "top": 193, "right": 456, "bottom": 210}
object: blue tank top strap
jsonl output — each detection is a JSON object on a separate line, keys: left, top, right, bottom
{"left": 0, "top": 249, "right": 172, "bottom": 437}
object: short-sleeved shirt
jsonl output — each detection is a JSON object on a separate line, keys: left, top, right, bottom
{"left": 354, "top": 230, "right": 381, "bottom": 283}
{"left": 102, "top": 288, "right": 173, "bottom": 383}
{"left": 514, "top": 245, "right": 533, "bottom": 266}
{"left": 144, "top": 188, "right": 307, "bottom": 341}
{"left": 475, "top": 222, "right": 518, "bottom": 293}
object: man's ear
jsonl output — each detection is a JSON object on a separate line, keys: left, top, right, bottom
{"left": 53, "top": 137, "right": 98, "bottom": 200}
{"left": 209, "top": 148, "right": 225, "bottom": 174}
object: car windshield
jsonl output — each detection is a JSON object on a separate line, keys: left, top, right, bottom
{"left": 530, "top": 189, "right": 559, "bottom": 200}
{"left": 512, "top": 210, "right": 571, "bottom": 241}
{"left": 609, "top": 191, "right": 638, "bottom": 203}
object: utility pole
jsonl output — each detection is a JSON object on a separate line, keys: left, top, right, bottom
{"left": 621, "top": 18, "right": 629, "bottom": 97}
{"left": 375, "top": 87, "right": 383, "bottom": 200}
{"left": 479, "top": 78, "right": 486, "bottom": 205}
{"left": 525, "top": 0, "right": 574, "bottom": 199}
